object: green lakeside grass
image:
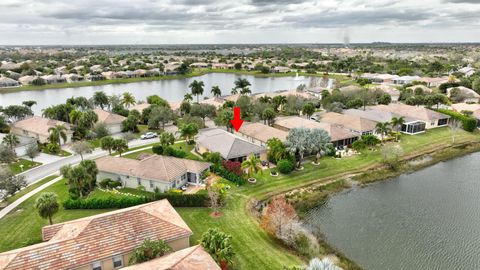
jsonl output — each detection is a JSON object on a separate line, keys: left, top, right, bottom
{"left": 8, "top": 159, "right": 42, "bottom": 174}
{"left": 0, "top": 127, "right": 478, "bottom": 268}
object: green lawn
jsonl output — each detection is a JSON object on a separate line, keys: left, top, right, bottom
{"left": 177, "top": 187, "right": 302, "bottom": 270}
{"left": 0, "top": 180, "right": 109, "bottom": 252}
{"left": 8, "top": 159, "right": 42, "bottom": 174}
{"left": 41, "top": 148, "right": 72, "bottom": 157}
{"left": 0, "top": 127, "right": 478, "bottom": 268}
{"left": 1, "top": 175, "right": 58, "bottom": 206}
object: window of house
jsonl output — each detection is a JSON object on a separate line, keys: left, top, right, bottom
{"left": 149, "top": 180, "right": 154, "bottom": 188}
{"left": 137, "top": 178, "right": 141, "bottom": 186}
{"left": 92, "top": 261, "right": 102, "bottom": 270}
{"left": 112, "top": 256, "right": 123, "bottom": 268}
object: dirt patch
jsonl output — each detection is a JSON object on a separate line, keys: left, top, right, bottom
{"left": 209, "top": 212, "right": 223, "bottom": 218}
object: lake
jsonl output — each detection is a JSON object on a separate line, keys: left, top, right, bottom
{"left": 0, "top": 73, "right": 310, "bottom": 115}
{"left": 305, "top": 152, "right": 480, "bottom": 270}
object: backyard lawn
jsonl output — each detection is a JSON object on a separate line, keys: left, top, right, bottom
{"left": 8, "top": 159, "right": 42, "bottom": 174}
{"left": 0, "top": 127, "right": 478, "bottom": 267}
{"left": 123, "top": 141, "right": 200, "bottom": 160}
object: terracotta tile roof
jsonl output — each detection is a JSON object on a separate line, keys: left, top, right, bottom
{"left": 200, "top": 97, "right": 226, "bottom": 108}
{"left": 451, "top": 103, "right": 480, "bottom": 119}
{"left": 0, "top": 200, "right": 192, "bottom": 270}
{"left": 93, "top": 109, "right": 126, "bottom": 125}
{"left": 274, "top": 116, "right": 358, "bottom": 141}
{"left": 196, "top": 128, "right": 265, "bottom": 160}
{"left": 96, "top": 155, "right": 211, "bottom": 183}
{"left": 129, "top": 103, "right": 150, "bottom": 112}
{"left": 320, "top": 112, "right": 377, "bottom": 133}
{"left": 371, "top": 104, "right": 450, "bottom": 122}
{"left": 122, "top": 245, "right": 220, "bottom": 270}
{"left": 11, "top": 116, "right": 71, "bottom": 137}
{"left": 236, "top": 122, "right": 288, "bottom": 143}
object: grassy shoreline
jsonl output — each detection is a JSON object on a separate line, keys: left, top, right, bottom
{"left": 0, "top": 69, "right": 351, "bottom": 94}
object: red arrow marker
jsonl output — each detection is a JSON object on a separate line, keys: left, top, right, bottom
{"left": 230, "top": 107, "right": 244, "bottom": 132}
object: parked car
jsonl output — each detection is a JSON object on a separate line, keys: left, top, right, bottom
{"left": 140, "top": 132, "right": 158, "bottom": 140}
{"left": 310, "top": 116, "right": 319, "bottom": 121}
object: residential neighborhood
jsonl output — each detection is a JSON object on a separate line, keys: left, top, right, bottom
{"left": 1, "top": 1, "right": 480, "bottom": 269}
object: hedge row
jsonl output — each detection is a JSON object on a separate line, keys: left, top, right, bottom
{"left": 63, "top": 192, "right": 209, "bottom": 209}
{"left": 212, "top": 165, "right": 246, "bottom": 185}
{"left": 436, "top": 109, "right": 478, "bottom": 132}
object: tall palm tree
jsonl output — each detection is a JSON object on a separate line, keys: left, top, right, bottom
{"left": 35, "top": 192, "right": 59, "bottom": 225}
{"left": 121, "top": 92, "right": 136, "bottom": 108}
{"left": 390, "top": 116, "right": 405, "bottom": 141}
{"left": 375, "top": 122, "right": 392, "bottom": 143}
{"left": 2, "top": 133, "right": 20, "bottom": 151}
{"left": 211, "top": 86, "right": 222, "bottom": 97}
{"left": 183, "top": 93, "right": 193, "bottom": 103}
{"left": 48, "top": 124, "right": 68, "bottom": 145}
{"left": 189, "top": 80, "right": 205, "bottom": 103}
{"left": 233, "top": 78, "right": 251, "bottom": 95}
{"left": 241, "top": 154, "right": 263, "bottom": 179}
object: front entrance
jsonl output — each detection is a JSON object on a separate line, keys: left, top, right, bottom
{"left": 187, "top": 172, "right": 197, "bottom": 184}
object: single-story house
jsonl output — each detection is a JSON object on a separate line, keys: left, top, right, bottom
{"left": 0, "top": 200, "right": 192, "bottom": 270}
{"left": 200, "top": 97, "right": 226, "bottom": 108}
{"left": 190, "top": 62, "right": 210, "bottom": 69}
{"left": 235, "top": 122, "right": 289, "bottom": 147}
{"left": 451, "top": 103, "right": 480, "bottom": 128}
{"left": 122, "top": 245, "right": 220, "bottom": 270}
{"left": 17, "top": 75, "right": 37, "bottom": 85}
{"left": 458, "top": 66, "right": 475, "bottom": 77}
{"left": 0, "top": 76, "right": 19, "bottom": 88}
{"left": 343, "top": 108, "right": 427, "bottom": 135}
{"left": 41, "top": 74, "right": 66, "bottom": 84}
{"left": 320, "top": 112, "right": 377, "bottom": 136}
{"left": 372, "top": 84, "right": 401, "bottom": 102}
{"left": 93, "top": 109, "right": 126, "bottom": 134}
{"left": 211, "top": 63, "right": 234, "bottom": 69}
{"left": 272, "top": 66, "right": 290, "bottom": 73}
{"left": 417, "top": 77, "right": 450, "bottom": 87}
{"left": 371, "top": 104, "right": 450, "bottom": 130}
{"left": 392, "top": 75, "right": 420, "bottom": 85}
{"left": 447, "top": 86, "right": 480, "bottom": 103}
{"left": 273, "top": 116, "right": 359, "bottom": 147}
{"left": 129, "top": 103, "right": 151, "bottom": 113}
{"left": 10, "top": 116, "right": 73, "bottom": 144}
{"left": 196, "top": 128, "right": 266, "bottom": 162}
{"left": 96, "top": 155, "right": 211, "bottom": 192}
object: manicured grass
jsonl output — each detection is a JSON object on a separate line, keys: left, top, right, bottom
{"left": 177, "top": 186, "right": 302, "bottom": 270}
{"left": 41, "top": 148, "right": 72, "bottom": 157}
{"left": 0, "top": 180, "right": 109, "bottom": 252}
{"left": 8, "top": 159, "right": 42, "bottom": 174}
{"left": 2, "top": 175, "right": 58, "bottom": 206}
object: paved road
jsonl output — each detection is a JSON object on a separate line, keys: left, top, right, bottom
{"left": 19, "top": 137, "right": 160, "bottom": 185}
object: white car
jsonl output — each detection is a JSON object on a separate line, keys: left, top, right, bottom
{"left": 140, "top": 132, "right": 158, "bottom": 140}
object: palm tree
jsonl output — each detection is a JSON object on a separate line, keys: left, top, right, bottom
{"left": 241, "top": 154, "right": 263, "bottom": 179}
{"left": 258, "top": 96, "right": 272, "bottom": 104}
{"left": 35, "top": 192, "right": 59, "bottom": 225}
{"left": 100, "top": 136, "right": 115, "bottom": 155}
{"left": 233, "top": 78, "right": 251, "bottom": 95}
{"left": 113, "top": 139, "right": 128, "bottom": 157}
{"left": 189, "top": 80, "right": 205, "bottom": 103}
{"left": 183, "top": 93, "right": 193, "bottom": 103}
{"left": 390, "top": 116, "right": 405, "bottom": 141}
{"left": 272, "top": 95, "right": 287, "bottom": 112}
{"left": 2, "top": 133, "right": 20, "bottom": 151}
{"left": 211, "top": 86, "right": 222, "bottom": 97}
{"left": 48, "top": 124, "right": 68, "bottom": 145}
{"left": 375, "top": 122, "right": 392, "bottom": 143}
{"left": 122, "top": 92, "right": 136, "bottom": 108}
{"left": 159, "top": 132, "right": 175, "bottom": 147}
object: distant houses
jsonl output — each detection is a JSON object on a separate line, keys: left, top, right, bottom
{"left": 96, "top": 155, "right": 211, "bottom": 192}
{"left": 0, "top": 200, "right": 209, "bottom": 270}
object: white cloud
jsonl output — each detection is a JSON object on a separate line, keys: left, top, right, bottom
{"left": 0, "top": 0, "right": 479, "bottom": 44}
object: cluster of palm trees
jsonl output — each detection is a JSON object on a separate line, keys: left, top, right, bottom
{"left": 375, "top": 116, "right": 405, "bottom": 143}
{"left": 187, "top": 78, "right": 252, "bottom": 104}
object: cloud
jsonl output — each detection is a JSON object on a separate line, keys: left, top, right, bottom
{"left": 0, "top": 0, "right": 479, "bottom": 44}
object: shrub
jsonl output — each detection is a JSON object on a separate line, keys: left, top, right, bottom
{"left": 63, "top": 192, "right": 209, "bottom": 209}
{"left": 99, "top": 178, "right": 112, "bottom": 189}
{"left": 163, "top": 146, "right": 187, "bottom": 158}
{"left": 211, "top": 165, "right": 246, "bottom": 185}
{"left": 45, "top": 143, "right": 60, "bottom": 154}
{"left": 277, "top": 159, "right": 294, "bottom": 174}
{"left": 352, "top": 140, "right": 366, "bottom": 151}
{"left": 436, "top": 109, "right": 477, "bottom": 132}
{"left": 222, "top": 160, "right": 242, "bottom": 176}
{"left": 109, "top": 181, "right": 122, "bottom": 189}
{"left": 152, "top": 145, "right": 164, "bottom": 155}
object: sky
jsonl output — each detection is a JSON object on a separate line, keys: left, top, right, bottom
{"left": 1, "top": 0, "right": 480, "bottom": 45}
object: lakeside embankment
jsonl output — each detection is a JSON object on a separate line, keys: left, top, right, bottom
{"left": 0, "top": 69, "right": 351, "bottom": 94}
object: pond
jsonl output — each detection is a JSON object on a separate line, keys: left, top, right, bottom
{"left": 0, "top": 73, "right": 310, "bottom": 115}
{"left": 305, "top": 152, "right": 480, "bottom": 270}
